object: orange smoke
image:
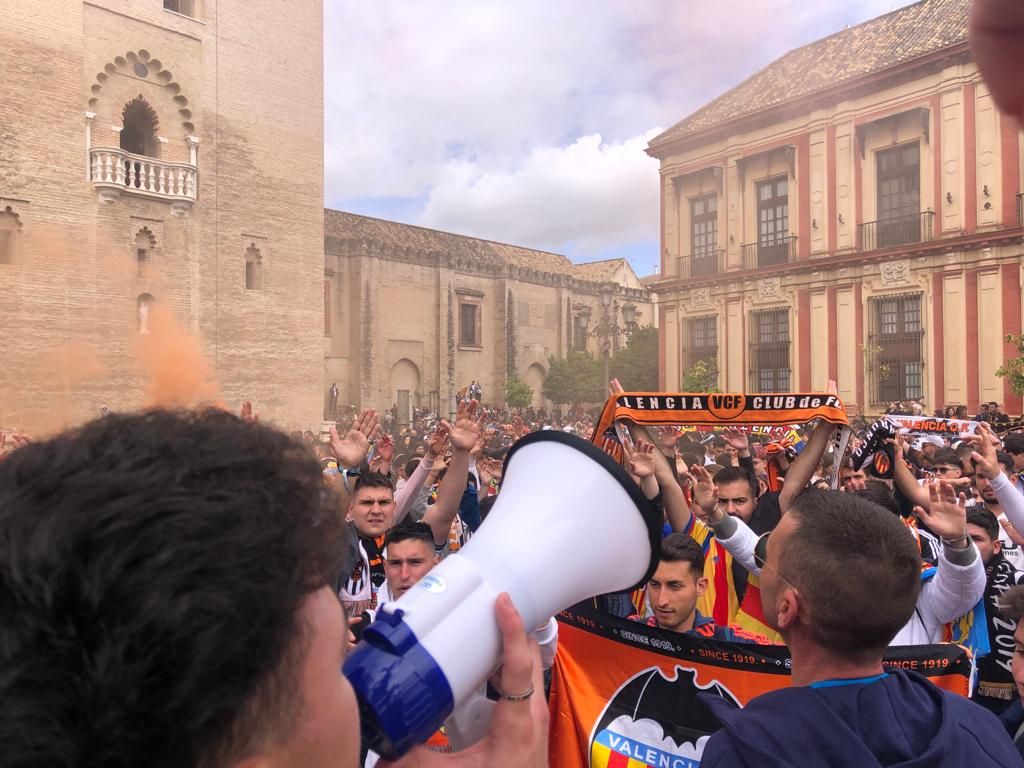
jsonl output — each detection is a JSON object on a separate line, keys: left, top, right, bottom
{"left": 135, "top": 303, "right": 218, "bottom": 408}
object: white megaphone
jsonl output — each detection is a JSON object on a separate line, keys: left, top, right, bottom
{"left": 343, "top": 430, "right": 661, "bottom": 760}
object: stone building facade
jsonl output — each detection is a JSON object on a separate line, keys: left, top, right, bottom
{"left": 1, "top": 0, "right": 325, "bottom": 431}
{"left": 324, "top": 210, "right": 653, "bottom": 419}
{"left": 648, "top": 0, "right": 1024, "bottom": 415}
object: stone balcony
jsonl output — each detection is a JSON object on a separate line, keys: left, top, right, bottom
{"left": 89, "top": 147, "right": 197, "bottom": 215}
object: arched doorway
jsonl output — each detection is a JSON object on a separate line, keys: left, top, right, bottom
{"left": 524, "top": 363, "right": 546, "bottom": 408}
{"left": 389, "top": 358, "right": 420, "bottom": 426}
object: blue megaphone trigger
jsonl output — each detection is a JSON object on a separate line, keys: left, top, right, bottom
{"left": 344, "top": 608, "right": 455, "bottom": 760}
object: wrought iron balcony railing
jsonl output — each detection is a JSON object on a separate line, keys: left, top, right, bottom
{"left": 741, "top": 236, "right": 797, "bottom": 270}
{"left": 676, "top": 248, "right": 725, "bottom": 278}
{"left": 858, "top": 211, "right": 934, "bottom": 251}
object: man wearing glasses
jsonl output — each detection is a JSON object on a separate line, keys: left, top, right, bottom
{"left": 701, "top": 467, "right": 984, "bottom": 647}
{"left": 700, "top": 490, "right": 1018, "bottom": 767}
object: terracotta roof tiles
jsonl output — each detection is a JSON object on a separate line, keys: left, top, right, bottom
{"left": 649, "top": 0, "right": 969, "bottom": 150}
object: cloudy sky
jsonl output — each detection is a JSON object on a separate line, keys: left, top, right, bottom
{"left": 324, "top": 0, "right": 917, "bottom": 276}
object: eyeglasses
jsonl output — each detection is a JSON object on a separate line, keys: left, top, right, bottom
{"left": 933, "top": 466, "right": 960, "bottom": 475}
{"left": 753, "top": 532, "right": 799, "bottom": 592}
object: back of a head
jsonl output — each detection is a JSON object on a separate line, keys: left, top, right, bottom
{"left": 853, "top": 479, "right": 900, "bottom": 517}
{"left": 1004, "top": 434, "right": 1024, "bottom": 456}
{"left": 0, "top": 410, "right": 346, "bottom": 768}
{"left": 784, "top": 490, "right": 921, "bottom": 660}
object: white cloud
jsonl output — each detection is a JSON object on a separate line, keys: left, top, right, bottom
{"left": 324, "top": 0, "right": 919, "bottom": 258}
{"left": 417, "top": 131, "right": 661, "bottom": 256}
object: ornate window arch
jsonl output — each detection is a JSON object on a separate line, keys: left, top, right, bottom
{"left": 121, "top": 96, "right": 160, "bottom": 157}
{"left": 135, "top": 227, "right": 156, "bottom": 278}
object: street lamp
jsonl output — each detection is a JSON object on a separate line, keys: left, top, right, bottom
{"left": 587, "top": 284, "right": 634, "bottom": 391}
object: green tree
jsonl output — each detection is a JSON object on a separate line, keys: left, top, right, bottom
{"left": 543, "top": 352, "right": 605, "bottom": 405}
{"left": 680, "top": 359, "right": 720, "bottom": 393}
{"left": 609, "top": 325, "right": 659, "bottom": 391}
{"left": 996, "top": 334, "right": 1024, "bottom": 395}
{"left": 504, "top": 375, "right": 533, "bottom": 409}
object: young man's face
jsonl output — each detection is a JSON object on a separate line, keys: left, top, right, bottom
{"left": 259, "top": 587, "right": 360, "bottom": 767}
{"left": 974, "top": 470, "right": 999, "bottom": 506}
{"left": 348, "top": 486, "right": 396, "bottom": 537}
{"left": 839, "top": 466, "right": 867, "bottom": 492}
{"left": 967, "top": 523, "right": 1001, "bottom": 566}
{"left": 715, "top": 478, "right": 756, "bottom": 523}
{"left": 385, "top": 538, "right": 439, "bottom": 600}
{"left": 647, "top": 560, "right": 706, "bottom": 633}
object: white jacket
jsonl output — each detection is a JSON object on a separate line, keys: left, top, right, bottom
{"left": 714, "top": 515, "right": 985, "bottom": 646}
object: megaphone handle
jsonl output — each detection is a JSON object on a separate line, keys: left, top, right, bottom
{"left": 444, "top": 689, "right": 495, "bottom": 752}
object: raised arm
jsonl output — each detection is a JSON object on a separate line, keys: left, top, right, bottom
{"left": 394, "top": 424, "right": 446, "bottom": 523}
{"left": 974, "top": 423, "right": 1024, "bottom": 531}
{"left": 422, "top": 400, "right": 484, "bottom": 547}
{"left": 778, "top": 419, "right": 835, "bottom": 514}
{"left": 888, "top": 436, "right": 930, "bottom": 509}
{"left": 914, "top": 481, "right": 984, "bottom": 628}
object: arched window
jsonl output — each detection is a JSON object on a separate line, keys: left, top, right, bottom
{"left": 120, "top": 97, "right": 159, "bottom": 157}
{"left": 137, "top": 293, "right": 155, "bottom": 334}
{"left": 245, "top": 244, "right": 263, "bottom": 290}
{"left": 135, "top": 228, "right": 155, "bottom": 278}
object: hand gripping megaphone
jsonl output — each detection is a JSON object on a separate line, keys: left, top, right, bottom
{"left": 343, "top": 430, "right": 661, "bottom": 759}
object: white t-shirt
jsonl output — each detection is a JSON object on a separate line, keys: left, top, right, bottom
{"left": 998, "top": 514, "right": 1024, "bottom": 570}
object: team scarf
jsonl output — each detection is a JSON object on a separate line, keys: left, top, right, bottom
{"left": 976, "top": 555, "right": 1021, "bottom": 697}
{"left": 888, "top": 415, "right": 980, "bottom": 435}
{"left": 591, "top": 391, "right": 852, "bottom": 488}
{"left": 850, "top": 417, "right": 898, "bottom": 472}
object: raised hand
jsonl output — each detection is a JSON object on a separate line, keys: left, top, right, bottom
{"left": 377, "top": 434, "right": 395, "bottom": 464}
{"left": 970, "top": 423, "right": 1003, "bottom": 480}
{"left": 444, "top": 399, "right": 485, "bottom": 454}
{"left": 916, "top": 480, "right": 969, "bottom": 542}
{"left": 329, "top": 408, "right": 380, "bottom": 469}
{"left": 426, "top": 423, "right": 449, "bottom": 458}
{"left": 624, "top": 439, "right": 657, "bottom": 481}
{"left": 689, "top": 463, "right": 719, "bottom": 516}
{"left": 721, "top": 428, "right": 751, "bottom": 455}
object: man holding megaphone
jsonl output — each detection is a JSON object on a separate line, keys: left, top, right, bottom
{"left": 0, "top": 409, "right": 556, "bottom": 768}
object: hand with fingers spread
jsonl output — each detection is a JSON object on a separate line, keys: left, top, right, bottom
{"left": 377, "top": 434, "right": 395, "bottom": 464}
{"left": 378, "top": 593, "right": 547, "bottom": 768}
{"left": 689, "top": 463, "right": 720, "bottom": 520}
{"left": 608, "top": 378, "right": 625, "bottom": 397}
{"left": 444, "top": 400, "right": 485, "bottom": 454}
{"left": 239, "top": 400, "right": 259, "bottom": 423}
{"left": 917, "top": 480, "right": 970, "bottom": 546}
{"left": 721, "top": 428, "right": 751, "bottom": 457}
{"left": 2, "top": 431, "right": 33, "bottom": 453}
{"left": 970, "top": 423, "right": 1003, "bottom": 481}
{"left": 623, "top": 439, "right": 659, "bottom": 500}
{"left": 330, "top": 409, "right": 380, "bottom": 469}
{"left": 426, "top": 424, "right": 449, "bottom": 459}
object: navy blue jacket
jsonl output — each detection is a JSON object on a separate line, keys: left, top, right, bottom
{"left": 1000, "top": 700, "right": 1024, "bottom": 761}
{"left": 700, "top": 668, "right": 1024, "bottom": 767}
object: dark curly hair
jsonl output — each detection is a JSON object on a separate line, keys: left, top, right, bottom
{"left": 0, "top": 409, "right": 347, "bottom": 768}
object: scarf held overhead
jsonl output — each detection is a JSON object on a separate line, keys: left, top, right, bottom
{"left": 591, "top": 392, "right": 851, "bottom": 484}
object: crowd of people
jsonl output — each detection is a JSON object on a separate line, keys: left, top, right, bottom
{"left": 2, "top": 3, "right": 1024, "bottom": 765}
{"left": 5, "top": 380, "right": 1024, "bottom": 766}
